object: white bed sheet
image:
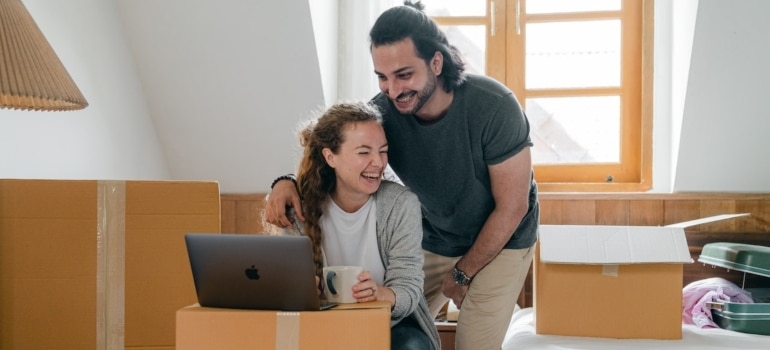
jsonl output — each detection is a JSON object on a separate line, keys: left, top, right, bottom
{"left": 502, "top": 307, "right": 770, "bottom": 350}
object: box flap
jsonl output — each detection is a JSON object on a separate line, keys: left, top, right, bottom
{"left": 540, "top": 225, "right": 692, "bottom": 264}
{"left": 664, "top": 213, "right": 749, "bottom": 228}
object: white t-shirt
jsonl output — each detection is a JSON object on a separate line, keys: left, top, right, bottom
{"left": 320, "top": 196, "right": 386, "bottom": 285}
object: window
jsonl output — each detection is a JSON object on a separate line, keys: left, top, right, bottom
{"left": 423, "top": 0, "right": 652, "bottom": 191}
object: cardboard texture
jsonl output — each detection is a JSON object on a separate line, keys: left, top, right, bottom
{"left": 176, "top": 301, "right": 392, "bottom": 350}
{"left": 0, "top": 179, "right": 221, "bottom": 350}
{"left": 533, "top": 214, "right": 748, "bottom": 339}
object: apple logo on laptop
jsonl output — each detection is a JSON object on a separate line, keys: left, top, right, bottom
{"left": 245, "top": 265, "right": 260, "bottom": 280}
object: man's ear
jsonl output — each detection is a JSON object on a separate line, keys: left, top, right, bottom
{"left": 431, "top": 51, "right": 443, "bottom": 75}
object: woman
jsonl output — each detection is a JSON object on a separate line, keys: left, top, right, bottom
{"left": 269, "top": 101, "right": 439, "bottom": 350}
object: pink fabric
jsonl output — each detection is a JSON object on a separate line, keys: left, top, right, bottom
{"left": 682, "top": 277, "right": 754, "bottom": 328}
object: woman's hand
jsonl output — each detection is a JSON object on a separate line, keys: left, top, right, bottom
{"left": 353, "top": 270, "right": 380, "bottom": 302}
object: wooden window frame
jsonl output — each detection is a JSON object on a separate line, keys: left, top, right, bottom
{"left": 432, "top": 0, "right": 653, "bottom": 192}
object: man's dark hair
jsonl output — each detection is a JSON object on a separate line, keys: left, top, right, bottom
{"left": 369, "top": 0, "right": 467, "bottom": 92}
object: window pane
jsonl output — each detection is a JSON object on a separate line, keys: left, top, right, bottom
{"left": 527, "top": 96, "right": 620, "bottom": 164}
{"left": 526, "top": 20, "right": 620, "bottom": 89}
{"left": 526, "top": 0, "right": 621, "bottom": 14}
{"left": 422, "top": 0, "right": 486, "bottom": 16}
{"left": 439, "top": 25, "right": 486, "bottom": 75}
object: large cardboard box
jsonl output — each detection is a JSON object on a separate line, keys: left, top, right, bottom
{"left": 176, "top": 301, "right": 391, "bottom": 350}
{"left": 0, "top": 179, "right": 221, "bottom": 350}
{"left": 534, "top": 214, "right": 748, "bottom": 339}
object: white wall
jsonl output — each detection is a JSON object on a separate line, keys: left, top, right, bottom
{"left": 0, "top": 0, "right": 169, "bottom": 180}
{"left": 1, "top": 0, "right": 325, "bottom": 193}
{"left": 673, "top": 0, "right": 770, "bottom": 192}
{"left": 2, "top": 0, "right": 769, "bottom": 194}
{"left": 668, "top": 0, "right": 700, "bottom": 191}
{"left": 651, "top": 0, "right": 674, "bottom": 192}
{"left": 310, "top": 0, "right": 339, "bottom": 107}
{"left": 337, "top": 0, "right": 398, "bottom": 102}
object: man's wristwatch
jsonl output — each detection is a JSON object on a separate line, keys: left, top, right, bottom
{"left": 451, "top": 266, "right": 472, "bottom": 286}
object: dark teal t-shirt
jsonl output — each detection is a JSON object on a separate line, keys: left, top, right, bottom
{"left": 372, "top": 74, "right": 539, "bottom": 257}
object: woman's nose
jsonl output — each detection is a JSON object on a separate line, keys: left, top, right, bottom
{"left": 371, "top": 153, "right": 384, "bottom": 167}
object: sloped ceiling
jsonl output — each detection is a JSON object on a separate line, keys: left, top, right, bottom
{"left": 116, "top": 0, "right": 325, "bottom": 193}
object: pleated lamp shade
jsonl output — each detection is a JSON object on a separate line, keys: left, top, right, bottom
{"left": 0, "top": 0, "right": 88, "bottom": 111}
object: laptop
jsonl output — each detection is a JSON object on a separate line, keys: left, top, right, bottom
{"left": 185, "top": 233, "right": 336, "bottom": 311}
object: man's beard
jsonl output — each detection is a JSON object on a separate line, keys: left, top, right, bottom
{"left": 398, "top": 73, "right": 437, "bottom": 116}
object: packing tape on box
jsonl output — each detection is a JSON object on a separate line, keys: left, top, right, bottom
{"left": 276, "top": 312, "right": 301, "bottom": 350}
{"left": 96, "top": 181, "right": 126, "bottom": 350}
{"left": 602, "top": 264, "right": 619, "bottom": 277}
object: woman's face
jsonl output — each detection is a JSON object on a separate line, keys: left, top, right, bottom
{"left": 323, "top": 121, "right": 388, "bottom": 201}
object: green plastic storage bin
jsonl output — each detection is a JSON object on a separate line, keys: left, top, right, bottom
{"left": 699, "top": 242, "right": 770, "bottom": 336}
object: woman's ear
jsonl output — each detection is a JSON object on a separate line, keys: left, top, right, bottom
{"left": 322, "top": 148, "right": 336, "bottom": 168}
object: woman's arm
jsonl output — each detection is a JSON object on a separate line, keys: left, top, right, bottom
{"left": 376, "top": 183, "right": 425, "bottom": 320}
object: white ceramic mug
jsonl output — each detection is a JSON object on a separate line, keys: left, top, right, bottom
{"left": 323, "top": 265, "right": 363, "bottom": 304}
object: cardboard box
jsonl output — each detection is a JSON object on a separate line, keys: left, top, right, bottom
{"left": 0, "top": 179, "right": 221, "bottom": 350}
{"left": 533, "top": 214, "right": 748, "bottom": 339}
{"left": 176, "top": 301, "right": 391, "bottom": 350}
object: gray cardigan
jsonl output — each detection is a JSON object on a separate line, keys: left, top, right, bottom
{"left": 284, "top": 180, "right": 440, "bottom": 350}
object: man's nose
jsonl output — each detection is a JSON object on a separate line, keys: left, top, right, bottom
{"left": 385, "top": 80, "right": 401, "bottom": 98}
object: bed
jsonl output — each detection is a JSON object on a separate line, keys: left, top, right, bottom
{"left": 502, "top": 307, "right": 770, "bottom": 350}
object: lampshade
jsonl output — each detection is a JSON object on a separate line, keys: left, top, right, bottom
{"left": 0, "top": 0, "right": 88, "bottom": 111}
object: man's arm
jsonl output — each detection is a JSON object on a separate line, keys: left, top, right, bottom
{"left": 264, "top": 178, "right": 305, "bottom": 228}
{"left": 442, "top": 147, "right": 533, "bottom": 306}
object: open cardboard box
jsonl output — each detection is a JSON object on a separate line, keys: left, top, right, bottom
{"left": 533, "top": 213, "right": 749, "bottom": 339}
{"left": 176, "top": 301, "right": 392, "bottom": 350}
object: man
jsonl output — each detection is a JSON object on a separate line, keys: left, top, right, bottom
{"left": 265, "top": 2, "right": 539, "bottom": 348}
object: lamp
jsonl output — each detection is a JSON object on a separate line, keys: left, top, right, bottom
{"left": 0, "top": 0, "right": 87, "bottom": 111}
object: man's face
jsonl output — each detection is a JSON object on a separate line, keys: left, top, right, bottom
{"left": 372, "top": 38, "right": 440, "bottom": 116}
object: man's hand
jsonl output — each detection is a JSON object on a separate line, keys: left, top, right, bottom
{"left": 264, "top": 179, "right": 305, "bottom": 227}
{"left": 442, "top": 272, "right": 469, "bottom": 309}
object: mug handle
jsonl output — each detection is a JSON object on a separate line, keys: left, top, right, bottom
{"left": 326, "top": 271, "right": 337, "bottom": 295}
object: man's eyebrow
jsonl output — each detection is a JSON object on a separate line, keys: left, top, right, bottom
{"left": 393, "top": 67, "right": 412, "bottom": 75}
{"left": 374, "top": 66, "right": 413, "bottom": 76}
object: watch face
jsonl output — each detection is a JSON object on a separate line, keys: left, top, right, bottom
{"left": 453, "top": 268, "right": 470, "bottom": 285}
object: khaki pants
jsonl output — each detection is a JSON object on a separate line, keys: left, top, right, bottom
{"left": 423, "top": 247, "right": 534, "bottom": 350}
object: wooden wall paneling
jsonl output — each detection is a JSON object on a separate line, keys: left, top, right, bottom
{"left": 560, "top": 200, "right": 596, "bottom": 224}
{"left": 220, "top": 194, "right": 267, "bottom": 234}
{"left": 538, "top": 198, "right": 562, "bottom": 224}
{"left": 698, "top": 199, "right": 738, "bottom": 231}
{"left": 220, "top": 198, "right": 236, "bottom": 233}
{"left": 595, "top": 200, "right": 629, "bottom": 225}
{"left": 664, "top": 199, "right": 700, "bottom": 225}
{"left": 218, "top": 192, "right": 770, "bottom": 310}
{"left": 628, "top": 199, "right": 664, "bottom": 226}
{"left": 736, "top": 199, "right": 770, "bottom": 232}
{"left": 236, "top": 198, "right": 261, "bottom": 233}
